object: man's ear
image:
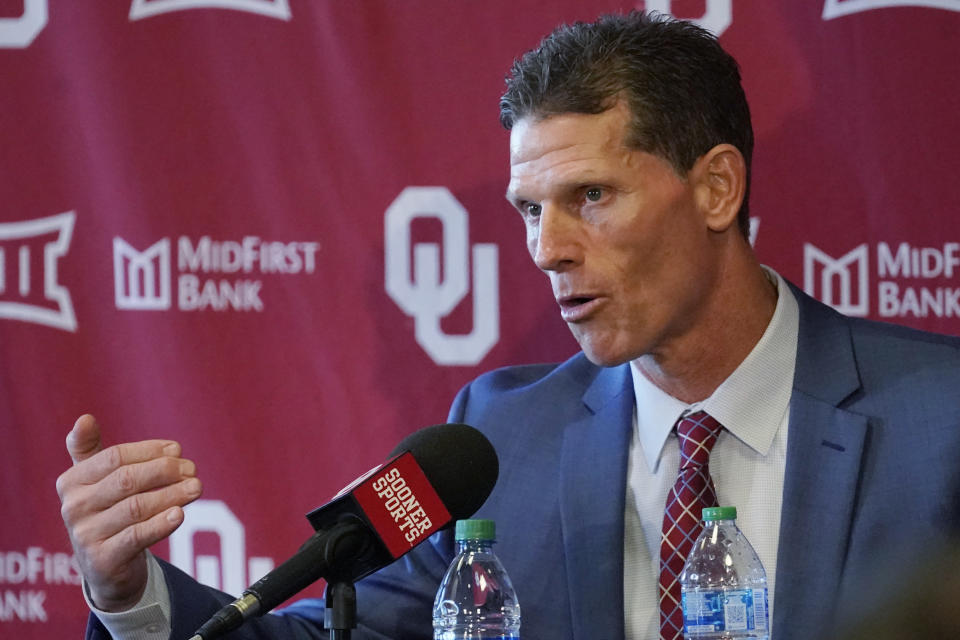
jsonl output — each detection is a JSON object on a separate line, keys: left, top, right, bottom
{"left": 691, "top": 144, "right": 746, "bottom": 233}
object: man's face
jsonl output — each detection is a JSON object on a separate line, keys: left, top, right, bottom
{"left": 506, "top": 102, "right": 720, "bottom": 367}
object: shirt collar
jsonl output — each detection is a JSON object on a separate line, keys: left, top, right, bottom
{"left": 630, "top": 267, "right": 799, "bottom": 472}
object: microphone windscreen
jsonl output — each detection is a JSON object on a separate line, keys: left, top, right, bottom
{"left": 389, "top": 423, "right": 499, "bottom": 521}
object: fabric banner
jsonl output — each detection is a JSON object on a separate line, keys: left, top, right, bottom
{"left": 1, "top": 1, "right": 957, "bottom": 635}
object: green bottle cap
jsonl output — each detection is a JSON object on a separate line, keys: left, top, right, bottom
{"left": 702, "top": 506, "right": 738, "bottom": 521}
{"left": 455, "top": 519, "right": 496, "bottom": 541}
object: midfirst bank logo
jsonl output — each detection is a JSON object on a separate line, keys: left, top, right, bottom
{"left": 0, "top": 212, "right": 76, "bottom": 332}
{"left": 114, "top": 235, "right": 319, "bottom": 312}
{"left": 823, "top": 0, "right": 960, "bottom": 19}
{"left": 0, "top": 546, "right": 82, "bottom": 623}
{"left": 804, "top": 242, "right": 960, "bottom": 318}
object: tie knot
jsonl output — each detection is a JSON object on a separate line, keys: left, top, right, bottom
{"left": 676, "top": 411, "right": 723, "bottom": 467}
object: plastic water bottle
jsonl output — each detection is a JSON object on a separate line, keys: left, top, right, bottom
{"left": 432, "top": 519, "right": 521, "bottom": 639}
{"left": 680, "top": 506, "right": 769, "bottom": 639}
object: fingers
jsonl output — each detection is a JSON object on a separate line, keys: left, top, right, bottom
{"left": 83, "top": 507, "right": 189, "bottom": 612}
{"left": 73, "top": 477, "right": 203, "bottom": 552}
{"left": 66, "top": 414, "right": 103, "bottom": 464}
{"left": 65, "top": 414, "right": 182, "bottom": 483}
{"left": 66, "top": 455, "right": 198, "bottom": 516}
{"left": 103, "top": 507, "right": 188, "bottom": 564}
{"left": 73, "top": 441, "right": 187, "bottom": 486}
{"left": 57, "top": 413, "right": 199, "bottom": 534}
{"left": 64, "top": 439, "right": 183, "bottom": 488}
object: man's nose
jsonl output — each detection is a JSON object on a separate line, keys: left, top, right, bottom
{"left": 531, "top": 205, "right": 580, "bottom": 272}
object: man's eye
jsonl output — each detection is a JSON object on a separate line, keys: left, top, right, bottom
{"left": 525, "top": 203, "right": 542, "bottom": 217}
{"left": 585, "top": 187, "right": 603, "bottom": 202}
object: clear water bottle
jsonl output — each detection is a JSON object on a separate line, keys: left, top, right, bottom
{"left": 432, "top": 519, "right": 521, "bottom": 639}
{"left": 680, "top": 506, "right": 769, "bottom": 639}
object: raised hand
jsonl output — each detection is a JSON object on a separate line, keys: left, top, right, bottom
{"left": 56, "top": 414, "right": 203, "bottom": 611}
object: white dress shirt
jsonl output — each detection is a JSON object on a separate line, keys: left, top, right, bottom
{"left": 624, "top": 268, "right": 798, "bottom": 639}
{"left": 85, "top": 550, "right": 171, "bottom": 640}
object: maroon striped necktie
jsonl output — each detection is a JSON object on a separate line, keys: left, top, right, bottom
{"left": 658, "top": 411, "right": 724, "bottom": 640}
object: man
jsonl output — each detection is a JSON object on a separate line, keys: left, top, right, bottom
{"left": 57, "top": 11, "right": 960, "bottom": 640}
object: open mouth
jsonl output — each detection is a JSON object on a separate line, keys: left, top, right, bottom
{"left": 563, "top": 297, "right": 594, "bottom": 308}
{"left": 558, "top": 295, "right": 601, "bottom": 321}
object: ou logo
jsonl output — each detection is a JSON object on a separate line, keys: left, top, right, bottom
{"left": 385, "top": 187, "right": 499, "bottom": 366}
{"left": 637, "top": 0, "right": 732, "bottom": 35}
{"left": 169, "top": 500, "right": 275, "bottom": 595}
{"left": 0, "top": 0, "right": 47, "bottom": 48}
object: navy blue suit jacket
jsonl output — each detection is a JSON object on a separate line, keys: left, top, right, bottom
{"left": 86, "top": 287, "right": 960, "bottom": 639}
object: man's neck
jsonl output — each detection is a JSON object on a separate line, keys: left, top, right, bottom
{"left": 633, "top": 261, "right": 778, "bottom": 404}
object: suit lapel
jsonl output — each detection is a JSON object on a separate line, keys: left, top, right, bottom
{"left": 559, "top": 364, "right": 633, "bottom": 640}
{"left": 774, "top": 287, "right": 869, "bottom": 635}
{"left": 774, "top": 394, "right": 868, "bottom": 633}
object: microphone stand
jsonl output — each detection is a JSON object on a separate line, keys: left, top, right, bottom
{"left": 325, "top": 581, "right": 357, "bottom": 640}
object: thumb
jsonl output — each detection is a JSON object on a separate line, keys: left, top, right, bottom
{"left": 67, "top": 414, "right": 103, "bottom": 465}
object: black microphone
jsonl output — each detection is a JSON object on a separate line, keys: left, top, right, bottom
{"left": 189, "top": 423, "right": 499, "bottom": 640}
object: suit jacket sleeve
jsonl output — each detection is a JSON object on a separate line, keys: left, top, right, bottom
{"left": 84, "top": 557, "right": 329, "bottom": 640}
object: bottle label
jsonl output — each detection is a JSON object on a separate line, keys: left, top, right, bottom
{"left": 682, "top": 588, "right": 768, "bottom": 634}
{"left": 433, "top": 634, "right": 519, "bottom": 639}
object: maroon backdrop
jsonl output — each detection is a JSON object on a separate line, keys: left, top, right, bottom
{"left": 2, "top": 1, "right": 959, "bottom": 636}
